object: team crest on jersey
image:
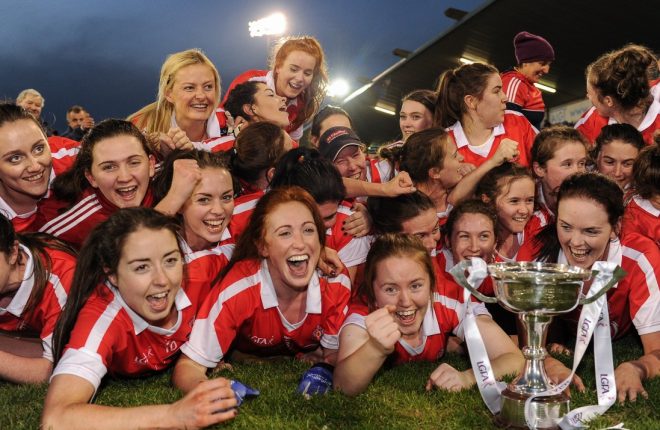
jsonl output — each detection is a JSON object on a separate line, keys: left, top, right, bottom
{"left": 312, "top": 325, "right": 324, "bottom": 341}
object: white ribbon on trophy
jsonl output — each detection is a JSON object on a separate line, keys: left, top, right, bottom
{"left": 459, "top": 259, "right": 620, "bottom": 429}
{"left": 525, "top": 261, "right": 618, "bottom": 429}
{"left": 462, "top": 258, "right": 506, "bottom": 414}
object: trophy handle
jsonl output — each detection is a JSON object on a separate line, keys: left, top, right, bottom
{"left": 449, "top": 260, "right": 498, "bottom": 303}
{"left": 579, "top": 266, "right": 627, "bottom": 305}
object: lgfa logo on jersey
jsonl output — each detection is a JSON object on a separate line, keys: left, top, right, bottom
{"left": 312, "top": 325, "right": 324, "bottom": 341}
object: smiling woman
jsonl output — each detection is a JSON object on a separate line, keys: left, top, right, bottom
{"left": 0, "top": 104, "right": 53, "bottom": 232}
{"left": 152, "top": 149, "right": 236, "bottom": 304}
{"left": 41, "top": 119, "right": 156, "bottom": 248}
{"left": 533, "top": 172, "right": 660, "bottom": 403}
{"left": 333, "top": 233, "right": 523, "bottom": 396}
{"left": 172, "top": 186, "right": 351, "bottom": 395}
{"left": 128, "top": 49, "right": 228, "bottom": 153}
{"left": 222, "top": 36, "right": 329, "bottom": 141}
{"left": 41, "top": 207, "right": 237, "bottom": 430}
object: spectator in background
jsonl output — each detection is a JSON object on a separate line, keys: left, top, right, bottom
{"left": 16, "top": 89, "right": 56, "bottom": 136}
{"left": 61, "top": 105, "right": 94, "bottom": 141}
{"left": 501, "top": 32, "right": 555, "bottom": 130}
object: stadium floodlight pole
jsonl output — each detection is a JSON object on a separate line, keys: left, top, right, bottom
{"left": 248, "top": 12, "right": 287, "bottom": 38}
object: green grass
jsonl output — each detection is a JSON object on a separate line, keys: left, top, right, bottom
{"left": 1, "top": 333, "right": 658, "bottom": 429}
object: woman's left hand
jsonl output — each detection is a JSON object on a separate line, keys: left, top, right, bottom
{"left": 426, "top": 363, "right": 473, "bottom": 392}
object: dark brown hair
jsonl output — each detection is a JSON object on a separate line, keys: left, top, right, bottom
{"left": 632, "top": 144, "right": 660, "bottom": 199}
{"left": 434, "top": 63, "right": 499, "bottom": 128}
{"left": 359, "top": 233, "right": 435, "bottom": 311}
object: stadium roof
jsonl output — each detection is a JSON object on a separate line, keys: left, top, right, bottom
{"left": 340, "top": 0, "right": 659, "bottom": 145}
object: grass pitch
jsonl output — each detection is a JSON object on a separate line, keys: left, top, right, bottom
{"left": 1, "top": 333, "right": 657, "bottom": 429}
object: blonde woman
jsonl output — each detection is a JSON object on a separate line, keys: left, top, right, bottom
{"left": 129, "top": 49, "right": 230, "bottom": 154}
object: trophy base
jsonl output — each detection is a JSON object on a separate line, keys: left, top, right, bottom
{"left": 496, "top": 388, "right": 569, "bottom": 429}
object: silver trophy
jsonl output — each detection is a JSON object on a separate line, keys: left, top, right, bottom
{"left": 450, "top": 261, "right": 625, "bottom": 429}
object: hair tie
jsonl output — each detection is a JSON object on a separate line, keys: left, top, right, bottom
{"left": 298, "top": 155, "right": 305, "bottom": 163}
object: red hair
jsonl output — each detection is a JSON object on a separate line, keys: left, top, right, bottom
{"left": 271, "top": 36, "right": 328, "bottom": 130}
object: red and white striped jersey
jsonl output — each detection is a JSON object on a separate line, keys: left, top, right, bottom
{"left": 0, "top": 244, "right": 76, "bottom": 361}
{"left": 47, "top": 136, "right": 79, "bottom": 174}
{"left": 181, "top": 259, "right": 351, "bottom": 368}
{"left": 227, "top": 190, "right": 265, "bottom": 241}
{"left": 447, "top": 111, "right": 538, "bottom": 168}
{"left": 326, "top": 201, "right": 373, "bottom": 268}
{"left": 621, "top": 195, "right": 660, "bottom": 248}
{"left": 575, "top": 98, "right": 660, "bottom": 146}
{"left": 51, "top": 284, "right": 195, "bottom": 390}
{"left": 39, "top": 188, "right": 155, "bottom": 249}
{"left": 558, "top": 234, "right": 660, "bottom": 339}
{"left": 341, "top": 272, "right": 488, "bottom": 365}
{"left": 501, "top": 69, "right": 545, "bottom": 129}
{"left": 364, "top": 157, "right": 393, "bottom": 184}
{"left": 181, "top": 230, "right": 234, "bottom": 306}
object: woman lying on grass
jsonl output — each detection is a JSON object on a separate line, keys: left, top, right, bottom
{"left": 0, "top": 215, "right": 76, "bottom": 383}
{"left": 334, "top": 233, "right": 523, "bottom": 396}
{"left": 42, "top": 208, "right": 237, "bottom": 430}
{"left": 173, "top": 186, "right": 351, "bottom": 395}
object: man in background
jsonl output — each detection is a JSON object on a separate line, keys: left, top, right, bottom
{"left": 61, "top": 105, "right": 94, "bottom": 141}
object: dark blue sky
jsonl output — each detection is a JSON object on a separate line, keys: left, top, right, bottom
{"left": 0, "top": 0, "right": 482, "bottom": 133}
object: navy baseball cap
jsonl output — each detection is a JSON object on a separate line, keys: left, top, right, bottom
{"left": 318, "top": 126, "right": 363, "bottom": 161}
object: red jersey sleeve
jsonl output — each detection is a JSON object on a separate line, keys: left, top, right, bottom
{"left": 620, "top": 235, "right": 660, "bottom": 336}
{"left": 181, "top": 261, "right": 261, "bottom": 368}
{"left": 319, "top": 272, "right": 351, "bottom": 349}
{"left": 574, "top": 107, "right": 608, "bottom": 146}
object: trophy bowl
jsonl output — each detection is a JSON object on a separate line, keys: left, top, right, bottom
{"left": 450, "top": 260, "right": 624, "bottom": 429}
{"left": 488, "top": 262, "right": 591, "bottom": 314}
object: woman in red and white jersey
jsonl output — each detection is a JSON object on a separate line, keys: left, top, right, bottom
{"left": 576, "top": 44, "right": 660, "bottom": 146}
{"left": 334, "top": 233, "right": 523, "bottom": 396}
{"left": 0, "top": 104, "right": 72, "bottom": 232}
{"left": 172, "top": 187, "right": 351, "bottom": 394}
{"left": 153, "top": 149, "right": 236, "bottom": 305}
{"left": 398, "top": 127, "right": 518, "bottom": 226}
{"left": 217, "top": 80, "right": 295, "bottom": 151}
{"left": 530, "top": 126, "right": 589, "bottom": 222}
{"left": 316, "top": 125, "right": 416, "bottom": 210}
{"left": 318, "top": 126, "right": 393, "bottom": 186}
{"left": 128, "top": 49, "right": 232, "bottom": 155}
{"left": 0, "top": 215, "right": 76, "bottom": 383}
{"left": 476, "top": 162, "right": 537, "bottom": 263}
{"left": 534, "top": 172, "right": 660, "bottom": 402}
{"left": 591, "top": 124, "right": 646, "bottom": 194}
{"left": 222, "top": 36, "right": 329, "bottom": 141}
{"left": 622, "top": 143, "right": 660, "bottom": 246}
{"left": 435, "top": 63, "right": 538, "bottom": 168}
{"left": 500, "top": 31, "right": 555, "bottom": 130}
{"left": 226, "top": 121, "right": 293, "bottom": 239}
{"left": 42, "top": 208, "right": 237, "bottom": 429}
{"left": 41, "top": 120, "right": 157, "bottom": 248}
{"left": 270, "top": 148, "right": 372, "bottom": 283}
